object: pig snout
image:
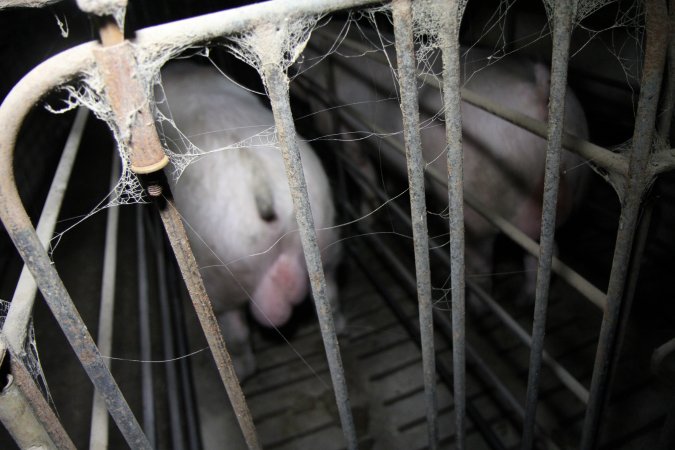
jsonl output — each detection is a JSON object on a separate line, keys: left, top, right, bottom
{"left": 250, "top": 253, "right": 310, "bottom": 327}
{"left": 156, "top": 61, "right": 340, "bottom": 380}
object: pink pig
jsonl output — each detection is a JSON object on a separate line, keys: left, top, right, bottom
{"left": 157, "top": 62, "right": 340, "bottom": 379}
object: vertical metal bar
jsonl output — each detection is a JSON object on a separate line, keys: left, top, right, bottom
{"left": 152, "top": 207, "right": 186, "bottom": 450}
{"left": 391, "top": 1, "right": 438, "bottom": 447}
{"left": 439, "top": 1, "right": 466, "bottom": 447}
{"left": 89, "top": 150, "right": 123, "bottom": 450}
{"left": 0, "top": 204, "right": 152, "bottom": 450}
{"left": 259, "top": 25, "right": 357, "bottom": 449}
{"left": 580, "top": 1, "right": 668, "bottom": 448}
{"left": 4, "top": 107, "right": 89, "bottom": 353}
{"left": 151, "top": 184, "right": 260, "bottom": 450}
{"left": 656, "top": 0, "right": 674, "bottom": 138}
{"left": 521, "top": 1, "right": 576, "bottom": 449}
{"left": 0, "top": 41, "right": 150, "bottom": 448}
{"left": 165, "top": 247, "right": 202, "bottom": 450}
{"left": 136, "top": 206, "right": 157, "bottom": 447}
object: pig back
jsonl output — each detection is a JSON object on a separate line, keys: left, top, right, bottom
{"left": 156, "top": 62, "right": 337, "bottom": 315}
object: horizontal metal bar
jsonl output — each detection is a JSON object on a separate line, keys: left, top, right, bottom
{"left": 319, "top": 30, "right": 626, "bottom": 177}
{"left": 315, "top": 89, "right": 607, "bottom": 311}
{"left": 344, "top": 155, "right": 588, "bottom": 405}
{"left": 345, "top": 236, "right": 509, "bottom": 450}
{"left": 133, "top": 0, "right": 384, "bottom": 64}
{"left": 0, "top": 0, "right": 59, "bottom": 9}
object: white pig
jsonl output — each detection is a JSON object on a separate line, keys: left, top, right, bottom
{"left": 156, "top": 62, "right": 340, "bottom": 379}
{"left": 299, "top": 23, "right": 589, "bottom": 304}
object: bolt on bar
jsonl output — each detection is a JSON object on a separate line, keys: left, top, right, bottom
{"left": 580, "top": 0, "right": 668, "bottom": 448}
{"left": 258, "top": 22, "right": 357, "bottom": 448}
{"left": 521, "top": 1, "right": 576, "bottom": 449}
{"left": 392, "top": 0, "right": 438, "bottom": 447}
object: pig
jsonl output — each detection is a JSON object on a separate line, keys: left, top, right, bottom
{"left": 298, "top": 22, "right": 589, "bottom": 306}
{"left": 155, "top": 61, "right": 340, "bottom": 380}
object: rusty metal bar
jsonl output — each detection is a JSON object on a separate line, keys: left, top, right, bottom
{"left": 0, "top": 346, "right": 58, "bottom": 450}
{"left": 344, "top": 155, "right": 575, "bottom": 445}
{"left": 392, "top": 1, "right": 438, "bottom": 447}
{"left": 136, "top": 206, "right": 156, "bottom": 447}
{"left": 133, "top": 0, "right": 383, "bottom": 65}
{"left": 259, "top": 28, "right": 357, "bottom": 449}
{"left": 294, "top": 75, "right": 608, "bottom": 311}
{"left": 346, "top": 239, "right": 509, "bottom": 450}
{"left": 92, "top": 43, "right": 168, "bottom": 175}
{"left": 438, "top": 1, "right": 467, "bottom": 447}
{"left": 0, "top": 0, "right": 58, "bottom": 9}
{"left": 89, "top": 150, "right": 123, "bottom": 450}
{"left": 580, "top": 0, "right": 669, "bottom": 448}
{"left": 0, "top": 41, "right": 151, "bottom": 448}
{"left": 656, "top": 0, "right": 674, "bottom": 138}
{"left": 521, "top": 2, "right": 576, "bottom": 449}
{"left": 319, "top": 31, "right": 626, "bottom": 177}
{"left": 4, "top": 107, "right": 89, "bottom": 355}
{"left": 150, "top": 182, "right": 260, "bottom": 450}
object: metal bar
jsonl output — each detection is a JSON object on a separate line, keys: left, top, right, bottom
{"left": 345, "top": 222, "right": 507, "bottom": 450}
{"left": 438, "top": 2, "right": 466, "bottom": 447}
{"left": 150, "top": 182, "right": 260, "bottom": 450}
{"left": 315, "top": 31, "right": 626, "bottom": 177}
{"left": 0, "top": 0, "right": 58, "bottom": 9}
{"left": 89, "top": 150, "right": 123, "bottom": 450}
{"left": 4, "top": 107, "right": 89, "bottom": 354}
{"left": 392, "top": 1, "right": 437, "bottom": 447}
{"left": 345, "top": 153, "right": 586, "bottom": 412}
{"left": 136, "top": 206, "right": 157, "bottom": 447}
{"left": 152, "top": 207, "right": 186, "bottom": 450}
{"left": 165, "top": 239, "right": 202, "bottom": 450}
{"left": 0, "top": 345, "right": 57, "bottom": 449}
{"left": 580, "top": 0, "right": 668, "bottom": 448}
{"left": 656, "top": 0, "right": 674, "bottom": 138}
{"left": 0, "top": 43, "right": 151, "bottom": 449}
{"left": 259, "top": 25, "right": 357, "bottom": 449}
{"left": 293, "top": 75, "right": 607, "bottom": 311}
{"left": 521, "top": 2, "right": 576, "bottom": 449}
{"left": 133, "top": 0, "right": 384, "bottom": 64}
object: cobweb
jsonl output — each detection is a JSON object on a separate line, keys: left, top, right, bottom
{"left": 0, "top": 299, "right": 56, "bottom": 411}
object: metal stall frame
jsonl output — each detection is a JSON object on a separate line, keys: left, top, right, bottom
{"left": 0, "top": 0, "right": 672, "bottom": 449}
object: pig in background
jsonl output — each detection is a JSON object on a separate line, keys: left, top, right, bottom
{"left": 154, "top": 61, "right": 341, "bottom": 380}
{"left": 296, "top": 21, "right": 589, "bottom": 305}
